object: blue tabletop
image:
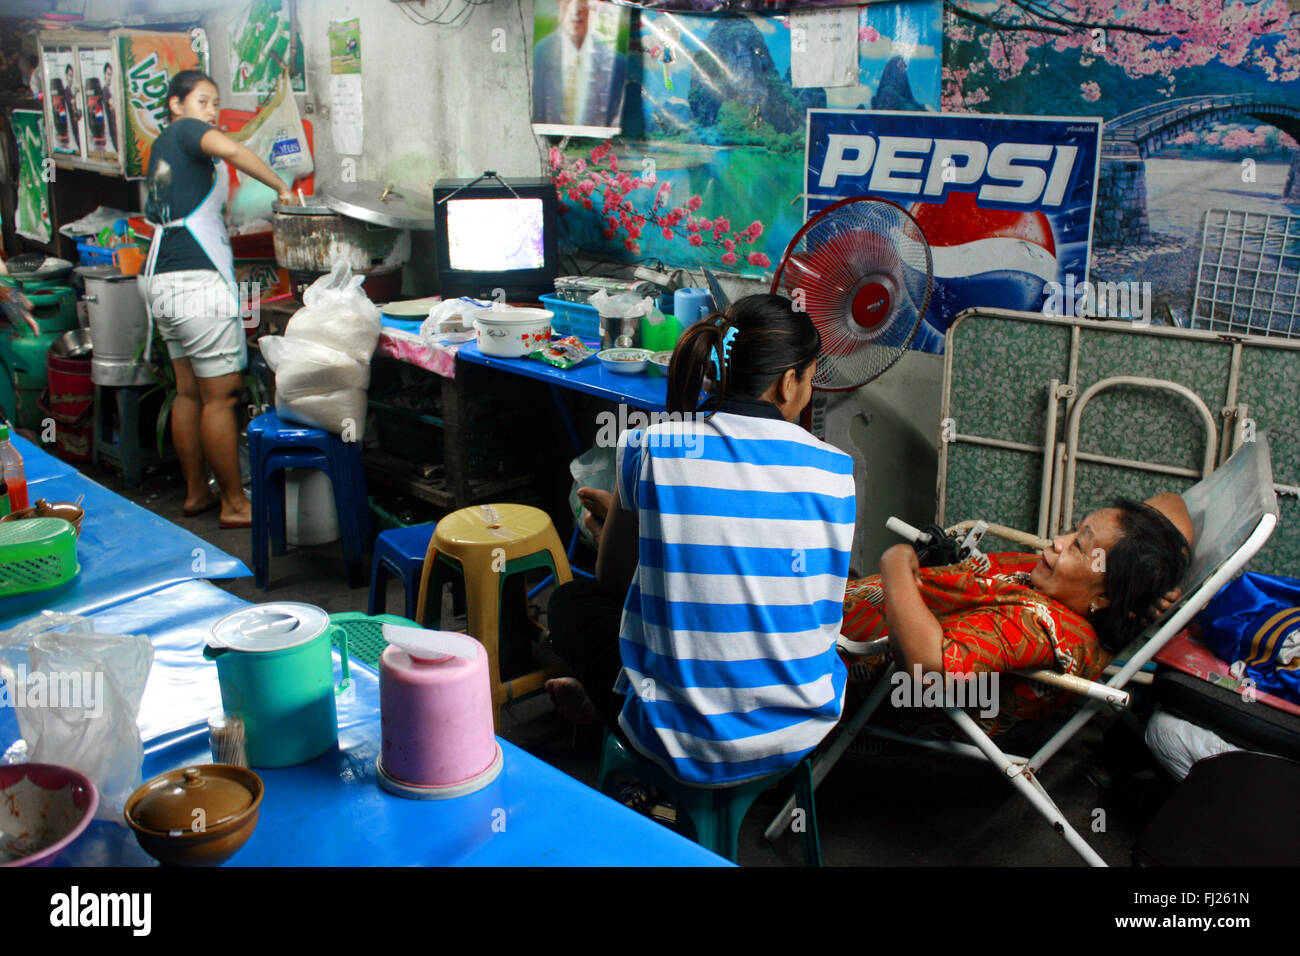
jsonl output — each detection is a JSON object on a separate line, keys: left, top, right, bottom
{"left": 12, "top": 433, "right": 78, "bottom": 482}
{"left": 458, "top": 341, "right": 669, "bottom": 412}
{"left": 20, "top": 580, "right": 727, "bottom": 867}
{"left": 0, "top": 469, "right": 249, "bottom": 629}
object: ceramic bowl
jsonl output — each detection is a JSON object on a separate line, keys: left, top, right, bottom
{"left": 0, "top": 763, "right": 99, "bottom": 867}
{"left": 597, "top": 348, "right": 653, "bottom": 375}
{"left": 1, "top": 499, "right": 84, "bottom": 536}
{"left": 649, "top": 350, "right": 673, "bottom": 376}
{"left": 124, "top": 764, "right": 263, "bottom": 867}
{"left": 473, "top": 307, "right": 553, "bottom": 358}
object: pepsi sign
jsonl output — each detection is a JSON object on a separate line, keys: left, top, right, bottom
{"left": 806, "top": 110, "right": 1102, "bottom": 353}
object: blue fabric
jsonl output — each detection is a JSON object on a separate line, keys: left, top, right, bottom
{"left": 1199, "top": 571, "right": 1300, "bottom": 706}
{"left": 0, "top": 471, "right": 248, "bottom": 629}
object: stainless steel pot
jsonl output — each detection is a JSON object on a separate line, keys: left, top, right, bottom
{"left": 270, "top": 199, "right": 411, "bottom": 274}
{"left": 79, "top": 267, "right": 153, "bottom": 386}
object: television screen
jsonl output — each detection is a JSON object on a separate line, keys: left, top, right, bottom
{"left": 446, "top": 197, "right": 546, "bottom": 272}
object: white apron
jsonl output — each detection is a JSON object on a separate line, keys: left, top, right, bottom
{"left": 141, "top": 159, "right": 237, "bottom": 363}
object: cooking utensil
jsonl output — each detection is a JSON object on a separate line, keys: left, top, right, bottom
{"left": 204, "top": 604, "right": 350, "bottom": 768}
{"left": 124, "top": 764, "right": 263, "bottom": 866}
{"left": 81, "top": 268, "right": 153, "bottom": 387}
{"left": 702, "top": 267, "right": 730, "bottom": 315}
{"left": 271, "top": 197, "right": 411, "bottom": 274}
{"left": 0, "top": 764, "right": 98, "bottom": 867}
{"left": 376, "top": 624, "right": 502, "bottom": 800}
{"left": 50, "top": 328, "right": 93, "bottom": 359}
{"left": 1, "top": 499, "right": 85, "bottom": 536}
{"left": 597, "top": 348, "right": 653, "bottom": 375}
{"left": 473, "top": 306, "right": 553, "bottom": 358}
{"left": 320, "top": 180, "right": 436, "bottom": 231}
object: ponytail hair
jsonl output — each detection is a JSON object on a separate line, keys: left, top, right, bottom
{"left": 666, "top": 293, "right": 820, "bottom": 415}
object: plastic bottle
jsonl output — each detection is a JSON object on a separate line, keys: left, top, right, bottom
{"left": 0, "top": 456, "right": 9, "bottom": 518}
{"left": 0, "top": 425, "right": 28, "bottom": 511}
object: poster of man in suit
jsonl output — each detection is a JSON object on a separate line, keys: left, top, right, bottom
{"left": 532, "top": 0, "right": 630, "bottom": 137}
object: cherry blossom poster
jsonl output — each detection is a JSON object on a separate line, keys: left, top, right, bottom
{"left": 551, "top": 1, "right": 942, "bottom": 276}
{"left": 942, "top": 0, "right": 1300, "bottom": 325}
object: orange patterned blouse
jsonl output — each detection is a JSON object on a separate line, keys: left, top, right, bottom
{"left": 840, "top": 553, "right": 1113, "bottom": 727}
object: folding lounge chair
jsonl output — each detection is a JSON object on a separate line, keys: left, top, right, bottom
{"left": 765, "top": 434, "right": 1279, "bottom": 866}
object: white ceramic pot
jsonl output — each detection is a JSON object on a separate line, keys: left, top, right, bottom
{"left": 474, "top": 307, "right": 553, "bottom": 358}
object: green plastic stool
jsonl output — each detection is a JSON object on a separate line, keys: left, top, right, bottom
{"left": 598, "top": 734, "right": 822, "bottom": 866}
{"left": 329, "top": 611, "right": 418, "bottom": 668}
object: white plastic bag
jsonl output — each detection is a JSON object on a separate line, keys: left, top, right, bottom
{"left": 260, "top": 335, "right": 370, "bottom": 393}
{"left": 0, "top": 612, "right": 154, "bottom": 821}
{"left": 226, "top": 84, "right": 314, "bottom": 229}
{"left": 419, "top": 297, "right": 491, "bottom": 344}
{"left": 285, "top": 261, "right": 382, "bottom": 363}
{"left": 569, "top": 444, "right": 617, "bottom": 549}
{"left": 275, "top": 388, "right": 368, "bottom": 441}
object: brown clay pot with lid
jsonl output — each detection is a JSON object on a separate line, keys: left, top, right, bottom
{"left": 124, "top": 764, "right": 263, "bottom": 866}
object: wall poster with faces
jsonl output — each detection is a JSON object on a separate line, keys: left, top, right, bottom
{"left": 43, "top": 47, "right": 80, "bottom": 155}
{"left": 79, "top": 47, "right": 119, "bottom": 164}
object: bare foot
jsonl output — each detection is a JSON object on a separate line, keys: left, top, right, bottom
{"left": 182, "top": 491, "right": 220, "bottom": 517}
{"left": 546, "top": 677, "right": 602, "bottom": 725}
{"left": 218, "top": 499, "right": 253, "bottom": 529}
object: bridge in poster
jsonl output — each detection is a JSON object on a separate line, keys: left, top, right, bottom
{"left": 1095, "top": 93, "right": 1300, "bottom": 245}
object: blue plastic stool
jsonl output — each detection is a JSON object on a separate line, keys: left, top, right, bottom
{"left": 597, "top": 734, "right": 822, "bottom": 866}
{"left": 248, "top": 410, "right": 370, "bottom": 590}
{"left": 368, "top": 523, "right": 437, "bottom": 619}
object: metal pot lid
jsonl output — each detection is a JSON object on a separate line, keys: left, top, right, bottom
{"left": 271, "top": 197, "right": 335, "bottom": 216}
{"left": 318, "top": 180, "right": 434, "bottom": 230}
{"left": 74, "top": 265, "right": 137, "bottom": 282}
{"left": 208, "top": 603, "right": 330, "bottom": 653}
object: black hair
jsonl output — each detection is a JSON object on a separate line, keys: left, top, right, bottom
{"left": 666, "top": 293, "right": 821, "bottom": 415}
{"left": 165, "top": 69, "right": 216, "bottom": 119}
{"left": 1091, "top": 496, "right": 1191, "bottom": 653}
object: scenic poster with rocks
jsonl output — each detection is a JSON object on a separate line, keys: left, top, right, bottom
{"left": 943, "top": 0, "right": 1300, "bottom": 328}
{"left": 550, "top": 1, "right": 941, "bottom": 276}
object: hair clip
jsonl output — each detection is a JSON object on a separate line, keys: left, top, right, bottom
{"left": 712, "top": 326, "right": 738, "bottom": 380}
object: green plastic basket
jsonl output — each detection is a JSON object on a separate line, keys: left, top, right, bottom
{"left": 329, "top": 611, "right": 419, "bottom": 668}
{"left": 0, "top": 517, "right": 79, "bottom": 597}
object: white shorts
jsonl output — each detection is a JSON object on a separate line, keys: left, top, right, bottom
{"left": 146, "top": 269, "right": 247, "bottom": 379}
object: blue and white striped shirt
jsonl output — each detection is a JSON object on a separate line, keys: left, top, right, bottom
{"left": 614, "top": 399, "right": 856, "bottom": 786}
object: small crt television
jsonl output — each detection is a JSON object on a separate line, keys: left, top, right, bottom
{"left": 433, "top": 176, "right": 559, "bottom": 302}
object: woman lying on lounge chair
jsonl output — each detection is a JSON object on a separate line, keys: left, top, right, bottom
{"left": 840, "top": 493, "right": 1193, "bottom": 731}
{"left": 552, "top": 492, "right": 1192, "bottom": 737}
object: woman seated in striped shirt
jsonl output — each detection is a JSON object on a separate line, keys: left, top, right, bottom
{"left": 546, "top": 293, "right": 856, "bottom": 786}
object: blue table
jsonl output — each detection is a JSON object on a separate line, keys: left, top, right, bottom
{"left": 41, "top": 583, "right": 727, "bottom": 866}
{"left": 458, "top": 341, "right": 669, "bottom": 413}
{"left": 0, "top": 469, "right": 248, "bottom": 629}
{"left": 0, "top": 448, "right": 729, "bottom": 866}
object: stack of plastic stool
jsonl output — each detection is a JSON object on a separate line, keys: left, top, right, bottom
{"left": 414, "top": 503, "right": 571, "bottom": 727}
{"left": 248, "top": 410, "right": 370, "bottom": 590}
{"left": 368, "top": 523, "right": 437, "bottom": 619}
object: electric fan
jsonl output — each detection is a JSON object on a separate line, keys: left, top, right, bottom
{"left": 771, "top": 196, "right": 932, "bottom": 392}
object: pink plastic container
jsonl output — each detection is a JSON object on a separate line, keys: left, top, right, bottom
{"left": 377, "top": 626, "right": 501, "bottom": 799}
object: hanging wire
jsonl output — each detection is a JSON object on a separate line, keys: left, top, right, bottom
{"left": 396, "top": 0, "right": 493, "bottom": 27}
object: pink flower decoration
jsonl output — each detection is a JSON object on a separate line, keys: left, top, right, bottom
{"left": 608, "top": 154, "right": 619, "bottom": 172}
{"left": 567, "top": 188, "right": 581, "bottom": 201}
{"left": 747, "top": 220, "right": 764, "bottom": 238}
{"left": 689, "top": 234, "right": 703, "bottom": 247}
{"left": 573, "top": 159, "right": 587, "bottom": 174}
{"left": 662, "top": 228, "right": 674, "bottom": 240}
{"left": 687, "top": 195, "right": 703, "bottom": 211}
{"left": 687, "top": 219, "right": 700, "bottom": 233}
{"left": 582, "top": 198, "right": 593, "bottom": 210}
{"left": 548, "top": 147, "right": 561, "bottom": 168}
{"left": 713, "top": 216, "right": 730, "bottom": 233}
{"left": 747, "top": 252, "right": 771, "bottom": 268}
{"left": 1080, "top": 81, "right": 1101, "bottom": 102}
{"left": 721, "top": 252, "right": 737, "bottom": 265}
{"left": 699, "top": 218, "right": 712, "bottom": 230}
{"left": 722, "top": 238, "right": 735, "bottom": 252}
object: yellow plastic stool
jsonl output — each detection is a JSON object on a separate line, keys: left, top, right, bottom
{"left": 414, "top": 503, "right": 573, "bottom": 727}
